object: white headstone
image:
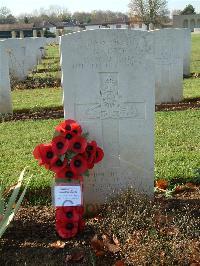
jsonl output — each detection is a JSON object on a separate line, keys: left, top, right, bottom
{"left": 4, "top": 39, "right": 27, "bottom": 80}
{"left": 183, "top": 29, "right": 191, "bottom": 76}
{"left": 4, "top": 37, "right": 49, "bottom": 81}
{"left": 61, "top": 29, "right": 155, "bottom": 206}
{"left": 154, "top": 29, "right": 184, "bottom": 104}
{"left": 0, "top": 41, "right": 12, "bottom": 114}
{"left": 194, "top": 28, "right": 200, "bottom": 33}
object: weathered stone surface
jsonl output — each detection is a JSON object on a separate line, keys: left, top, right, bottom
{"left": 154, "top": 29, "right": 184, "bottom": 104}
{"left": 0, "top": 41, "right": 12, "bottom": 114}
{"left": 4, "top": 37, "right": 57, "bottom": 81}
{"left": 61, "top": 29, "right": 155, "bottom": 205}
{"left": 183, "top": 29, "right": 191, "bottom": 76}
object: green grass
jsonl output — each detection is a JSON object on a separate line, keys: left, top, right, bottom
{"left": 0, "top": 110, "right": 199, "bottom": 204}
{"left": 183, "top": 33, "right": 200, "bottom": 98}
{"left": 191, "top": 33, "right": 200, "bottom": 73}
{"left": 12, "top": 87, "right": 62, "bottom": 112}
{"left": 0, "top": 119, "right": 62, "bottom": 204}
{"left": 29, "top": 71, "right": 61, "bottom": 79}
{"left": 45, "top": 44, "right": 60, "bottom": 58}
{"left": 155, "top": 109, "right": 200, "bottom": 180}
{"left": 183, "top": 78, "right": 200, "bottom": 99}
{"left": 1, "top": 36, "right": 200, "bottom": 205}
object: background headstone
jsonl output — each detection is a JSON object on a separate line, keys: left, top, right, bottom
{"left": 0, "top": 41, "right": 12, "bottom": 114}
{"left": 4, "top": 37, "right": 57, "bottom": 81}
{"left": 153, "top": 29, "right": 184, "bottom": 104}
{"left": 183, "top": 29, "right": 191, "bottom": 76}
{"left": 61, "top": 29, "right": 155, "bottom": 205}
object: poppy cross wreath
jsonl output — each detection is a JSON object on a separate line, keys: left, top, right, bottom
{"left": 33, "top": 119, "right": 104, "bottom": 239}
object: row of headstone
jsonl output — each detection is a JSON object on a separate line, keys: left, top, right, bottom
{"left": 152, "top": 28, "right": 191, "bottom": 104}
{"left": 60, "top": 28, "right": 191, "bottom": 207}
{"left": 183, "top": 29, "right": 192, "bottom": 76}
{"left": 0, "top": 37, "right": 58, "bottom": 114}
{"left": 4, "top": 37, "right": 57, "bottom": 81}
{"left": 0, "top": 41, "right": 12, "bottom": 114}
{"left": 154, "top": 29, "right": 185, "bottom": 104}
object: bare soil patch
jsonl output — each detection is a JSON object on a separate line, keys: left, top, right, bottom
{"left": 0, "top": 188, "right": 199, "bottom": 266}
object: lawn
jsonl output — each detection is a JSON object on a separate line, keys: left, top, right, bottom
{"left": 11, "top": 34, "right": 200, "bottom": 112}
{"left": 155, "top": 109, "right": 200, "bottom": 180}
{"left": 184, "top": 78, "right": 200, "bottom": 99}
{"left": 12, "top": 87, "right": 62, "bottom": 111}
{"left": 0, "top": 34, "right": 200, "bottom": 266}
{"left": 1, "top": 35, "right": 200, "bottom": 205}
{"left": 0, "top": 109, "right": 199, "bottom": 204}
{"left": 191, "top": 33, "right": 200, "bottom": 73}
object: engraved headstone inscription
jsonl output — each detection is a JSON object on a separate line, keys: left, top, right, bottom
{"left": 61, "top": 29, "right": 155, "bottom": 205}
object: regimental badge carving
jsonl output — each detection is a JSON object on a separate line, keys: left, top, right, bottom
{"left": 75, "top": 72, "right": 146, "bottom": 168}
{"left": 100, "top": 73, "right": 119, "bottom": 119}
{"left": 83, "top": 72, "right": 144, "bottom": 120}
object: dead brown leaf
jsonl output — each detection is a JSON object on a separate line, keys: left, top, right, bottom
{"left": 112, "top": 234, "right": 120, "bottom": 246}
{"left": 175, "top": 185, "right": 185, "bottom": 193}
{"left": 107, "top": 243, "right": 120, "bottom": 253}
{"left": 102, "top": 234, "right": 120, "bottom": 253}
{"left": 102, "top": 234, "right": 110, "bottom": 244}
{"left": 95, "top": 250, "right": 106, "bottom": 256}
{"left": 65, "top": 248, "right": 85, "bottom": 263}
{"left": 185, "top": 182, "right": 196, "bottom": 188}
{"left": 114, "top": 260, "right": 126, "bottom": 266}
{"left": 50, "top": 240, "right": 65, "bottom": 249}
{"left": 174, "top": 182, "right": 198, "bottom": 194}
{"left": 155, "top": 179, "right": 168, "bottom": 190}
{"left": 91, "top": 234, "right": 120, "bottom": 256}
{"left": 91, "top": 234, "right": 104, "bottom": 252}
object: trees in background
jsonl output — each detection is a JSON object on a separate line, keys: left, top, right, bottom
{"left": 17, "top": 7, "right": 128, "bottom": 25}
{"left": 72, "top": 10, "right": 128, "bottom": 24}
{"left": 171, "top": 9, "right": 182, "bottom": 16}
{"left": 0, "top": 4, "right": 126, "bottom": 25}
{"left": 17, "top": 5, "right": 71, "bottom": 24}
{"left": 181, "top": 4, "right": 196, "bottom": 15}
{"left": 0, "top": 6, "right": 16, "bottom": 24}
{"left": 129, "top": 0, "right": 169, "bottom": 29}
{"left": 72, "top": 12, "right": 91, "bottom": 24}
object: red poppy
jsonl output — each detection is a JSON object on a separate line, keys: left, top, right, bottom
{"left": 33, "top": 143, "right": 56, "bottom": 168}
{"left": 83, "top": 141, "right": 97, "bottom": 169}
{"left": 52, "top": 136, "right": 69, "bottom": 155}
{"left": 70, "top": 135, "right": 87, "bottom": 154}
{"left": 77, "top": 206, "right": 84, "bottom": 216}
{"left": 70, "top": 155, "right": 88, "bottom": 175}
{"left": 56, "top": 206, "right": 80, "bottom": 223}
{"left": 61, "top": 130, "right": 77, "bottom": 142}
{"left": 55, "top": 166, "right": 79, "bottom": 180}
{"left": 56, "top": 220, "right": 79, "bottom": 239}
{"left": 56, "top": 119, "right": 82, "bottom": 135}
{"left": 94, "top": 147, "right": 104, "bottom": 163}
{"left": 50, "top": 158, "right": 68, "bottom": 174}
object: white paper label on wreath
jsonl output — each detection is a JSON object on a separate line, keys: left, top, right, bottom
{"left": 54, "top": 185, "right": 82, "bottom": 207}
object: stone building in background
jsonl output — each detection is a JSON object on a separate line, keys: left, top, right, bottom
{"left": 173, "top": 14, "right": 200, "bottom": 31}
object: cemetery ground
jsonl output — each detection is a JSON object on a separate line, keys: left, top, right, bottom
{"left": 0, "top": 35, "right": 199, "bottom": 265}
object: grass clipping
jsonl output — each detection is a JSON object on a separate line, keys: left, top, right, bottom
{"left": 92, "top": 189, "right": 199, "bottom": 265}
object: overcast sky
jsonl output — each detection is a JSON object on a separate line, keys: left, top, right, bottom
{"left": 0, "top": 0, "right": 199, "bottom": 15}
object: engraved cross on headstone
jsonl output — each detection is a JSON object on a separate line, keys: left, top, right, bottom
{"left": 76, "top": 72, "right": 145, "bottom": 168}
